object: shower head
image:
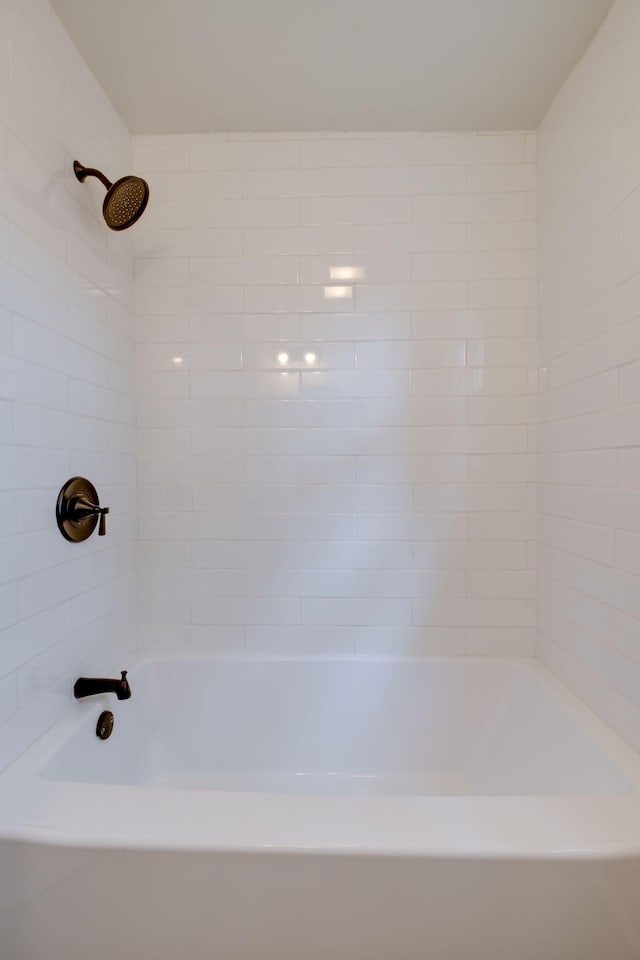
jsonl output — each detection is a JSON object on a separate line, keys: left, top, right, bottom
{"left": 73, "top": 160, "right": 149, "bottom": 231}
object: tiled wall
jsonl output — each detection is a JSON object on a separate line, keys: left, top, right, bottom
{"left": 538, "top": 0, "right": 640, "bottom": 749}
{"left": 0, "top": 0, "right": 136, "bottom": 768}
{"left": 5, "top": 0, "right": 640, "bottom": 765}
{"left": 134, "top": 131, "right": 538, "bottom": 656}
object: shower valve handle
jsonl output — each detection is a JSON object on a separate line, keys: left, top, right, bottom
{"left": 69, "top": 496, "right": 110, "bottom": 536}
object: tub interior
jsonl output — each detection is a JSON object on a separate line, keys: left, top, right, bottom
{"left": 41, "top": 659, "right": 632, "bottom": 797}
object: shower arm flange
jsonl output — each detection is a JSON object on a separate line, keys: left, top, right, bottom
{"left": 73, "top": 161, "right": 112, "bottom": 191}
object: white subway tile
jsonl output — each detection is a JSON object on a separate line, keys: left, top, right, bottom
{"left": 468, "top": 454, "right": 537, "bottom": 482}
{"left": 242, "top": 342, "right": 355, "bottom": 371}
{"left": 189, "top": 256, "right": 298, "bottom": 286}
{"left": 413, "top": 598, "right": 534, "bottom": 627}
{"left": 416, "top": 134, "right": 525, "bottom": 166}
{"left": 356, "top": 340, "right": 466, "bottom": 369}
{"left": 469, "top": 512, "right": 536, "bottom": 541}
{"left": 412, "top": 193, "right": 527, "bottom": 224}
{"left": 243, "top": 167, "right": 352, "bottom": 197}
{"left": 299, "top": 253, "right": 410, "bottom": 285}
{"left": 354, "top": 626, "right": 466, "bottom": 656}
{"left": 244, "top": 225, "right": 354, "bottom": 255}
{"left": 354, "top": 223, "right": 466, "bottom": 253}
{"left": 413, "top": 541, "right": 527, "bottom": 569}
{"left": 411, "top": 251, "right": 529, "bottom": 282}
{"left": 356, "top": 282, "right": 468, "bottom": 312}
{"left": 244, "top": 283, "right": 349, "bottom": 314}
{"left": 300, "top": 312, "right": 411, "bottom": 341}
{"left": 12, "top": 314, "right": 109, "bottom": 384}
{"left": 298, "top": 540, "right": 413, "bottom": 570}
{"left": 137, "top": 342, "right": 242, "bottom": 372}
{"left": 354, "top": 166, "right": 466, "bottom": 196}
{"left": 359, "top": 513, "right": 468, "bottom": 542}
{"left": 192, "top": 597, "right": 300, "bottom": 625}
{"left": 467, "top": 571, "right": 536, "bottom": 598}
{"left": 302, "top": 597, "right": 412, "bottom": 626}
{"left": 301, "top": 484, "right": 413, "bottom": 514}
{"left": 147, "top": 170, "right": 242, "bottom": 200}
{"left": 615, "top": 530, "right": 640, "bottom": 576}
{"left": 301, "top": 196, "right": 411, "bottom": 224}
{"left": 467, "top": 221, "right": 537, "bottom": 251}
{"left": 469, "top": 279, "right": 538, "bottom": 309}
{"left": 243, "top": 625, "right": 352, "bottom": 655}
{"left": 357, "top": 454, "right": 467, "bottom": 482}
{"left": 190, "top": 197, "right": 299, "bottom": 228}
{"left": 136, "top": 227, "right": 243, "bottom": 257}
{"left": 468, "top": 336, "right": 537, "bottom": 366}
{"left": 465, "top": 627, "right": 535, "bottom": 656}
{"left": 243, "top": 398, "right": 353, "bottom": 427}
{"left": 190, "top": 140, "right": 300, "bottom": 170}
{"left": 414, "top": 483, "right": 528, "bottom": 512}
{"left": 241, "top": 314, "right": 300, "bottom": 341}
{"left": 468, "top": 163, "right": 536, "bottom": 193}
{"left": 300, "top": 138, "right": 417, "bottom": 168}
{"left": 301, "top": 369, "right": 410, "bottom": 399}
{"left": 134, "top": 141, "right": 189, "bottom": 171}
{"left": 191, "top": 371, "right": 300, "bottom": 399}
{"left": 413, "top": 424, "right": 528, "bottom": 454}
{"left": 134, "top": 257, "right": 189, "bottom": 286}
{"left": 468, "top": 396, "right": 537, "bottom": 424}
{"left": 137, "top": 370, "right": 190, "bottom": 399}
{"left": 0, "top": 583, "right": 18, "bottom": 632}
{"left": 245, "top": 456, "right": 355, "bottom": 485}
{"left": 356, "top": 399, "right": 467, "bottom": 427}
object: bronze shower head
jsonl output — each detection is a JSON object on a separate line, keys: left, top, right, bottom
{"left": 73, "top": 160, "right": 149, "bottom": 231}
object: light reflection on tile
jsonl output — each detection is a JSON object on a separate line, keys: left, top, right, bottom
{"left": 323, "top": 285, "right": 353, "bottom": 299}
{"left": 329, "top": 266, "right": 365, "bottom": 281}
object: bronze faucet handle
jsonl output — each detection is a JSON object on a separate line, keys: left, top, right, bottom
{"left": 68, "top": 494, "right": 110, "bottom": 535}
{"left": 98, "top": 506, "right": 110, "bottom": 536}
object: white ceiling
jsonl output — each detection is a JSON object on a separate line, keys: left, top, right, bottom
{"left": 51, "top": 0, "right": 615, "bottom": 134}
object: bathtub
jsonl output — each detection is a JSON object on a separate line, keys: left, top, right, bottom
{"left": 1, "top": 654, "right": 640, "bottom": 959}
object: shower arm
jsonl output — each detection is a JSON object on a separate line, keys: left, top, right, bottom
{"left": 73, "top": 161, "right": 112, "bottom": 191}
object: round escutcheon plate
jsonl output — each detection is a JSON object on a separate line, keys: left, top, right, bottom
{"left": 96, "top": 711, "right": 115, "bottom": 740}
{"left": 56, "top": 476, "right": 100, "bottom": 542}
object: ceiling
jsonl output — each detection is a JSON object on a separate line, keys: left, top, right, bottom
{"left": 51, "top": 0, "right": 615, "bottom": 134}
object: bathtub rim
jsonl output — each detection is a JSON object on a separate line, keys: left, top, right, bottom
{"left": 2, "top": 653, "right": 640, "bottom": 860}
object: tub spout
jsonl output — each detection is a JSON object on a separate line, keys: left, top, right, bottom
{"left": 74, "top": 670, "right": 131, "bottom": 701}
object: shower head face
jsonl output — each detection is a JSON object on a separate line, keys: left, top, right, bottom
{"left": 103, "top": 175, "right": 149, "bottom": 231}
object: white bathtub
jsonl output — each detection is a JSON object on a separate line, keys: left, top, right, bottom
{"left": 2, "top": 654, "right": 640, "bottom": 959}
